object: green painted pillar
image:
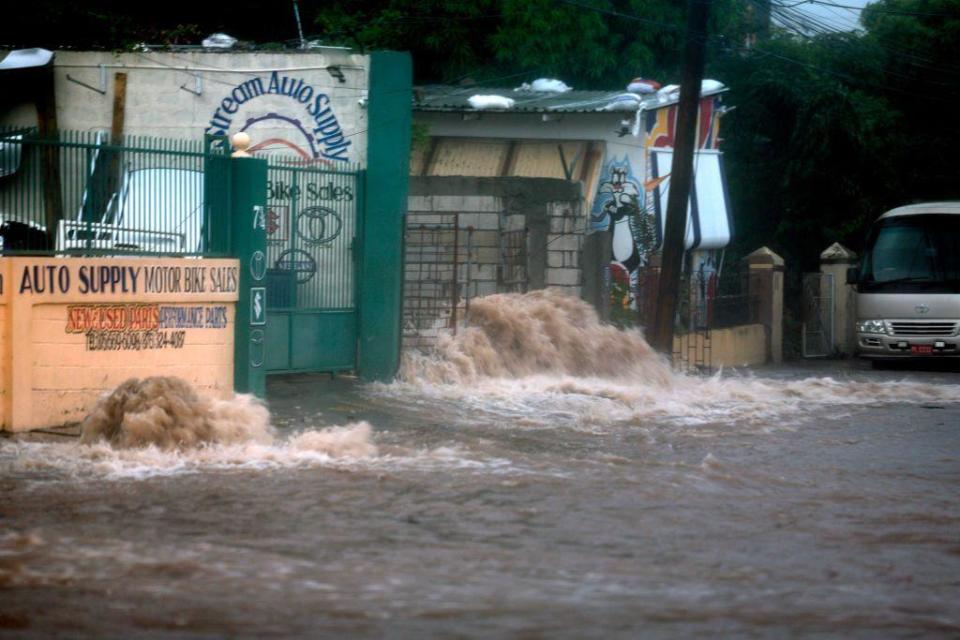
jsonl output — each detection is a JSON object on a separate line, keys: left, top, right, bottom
{"left": 358, "top": 51, "right": 413, "bottom": 382}
{"left": 203, "top": 136, "right": 232, "bottom": 256}
{"left": 230, "top": 155, "right": 268, "bottom": 397}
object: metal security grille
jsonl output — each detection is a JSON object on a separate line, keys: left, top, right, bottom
{"left": 0, "top": 129, "right": 224, "bottom": 255}
{"left": 888, "top": 321, "right": 958, "bottom": 336}
{"left": 630, "top": 266, "right": 760, "bottom": 375}
{"left": 499, "top": 228, "right": 528, "bottom": 293}
{"left": 264, "top": 162, "right": 360, "bottom": 310}
{"left": 403, "top": 211, "right": 529, "bottom": 349}
{"left": 264, "top": 160, "right": 363, "bottom": 373}
{"left": 802, "top": 272, "right": 835, "bottom": 357}
{"left": 403, "top": 213, "right": 460, "bottom": 349}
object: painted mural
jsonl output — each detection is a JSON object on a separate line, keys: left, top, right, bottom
{"left": 590, "top": 156, "right": 658, "bottom": 295}
{"left": 591, "top": 95, "right": 724, "bottom": 312}
{"left": 644, "top": 96, "right": 722, "bottom": 151}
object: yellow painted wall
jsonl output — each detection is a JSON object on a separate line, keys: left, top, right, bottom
{"left": 0, "top": 257, "right": 240, "bottom": 432}
{"left": 0, "top": 299, "right": 7, "bottom": 429}
{"left": 674, "top": 324, "right": 768, "bottom": 369}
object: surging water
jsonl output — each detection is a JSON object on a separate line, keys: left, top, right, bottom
{"left": 391, "top": 289, "right": 958, "bottom": 430}
{"left": 5, "top": 290, "right": 959, "bottom": 480}
{"left": 79, "top": 377, "right": 275, "bottom": 449}
{"left": 3, "top": 291, "right": 960, "bottom": 637}
{"left": 2, "top": 376, "right": 379, "bottom": 480}
{"left": 400, "top": 289, "right": 673, "bottom": 384}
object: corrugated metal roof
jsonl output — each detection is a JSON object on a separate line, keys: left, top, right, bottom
{"left": 414, "top": 84, "right": 726, "bottom": 114}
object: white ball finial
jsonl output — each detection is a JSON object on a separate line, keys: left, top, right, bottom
{"left": 231, "top": 132, "right": 252, "bottom": 157}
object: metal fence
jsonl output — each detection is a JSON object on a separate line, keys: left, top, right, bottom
{"left": 499, "top": 228, "right": 528, "bottom": 293}
{"left": 0, "top": 128, "right": 227, "bottom": 255}
{"left": 403, "top": 213, "right": 460, "bottom": 348}
{"left": 628, "top": 265, "right": 760, "bottom": 374}
{"left": 802, "top": 272, "right": 835, "bottom": 357}
{"left": 403, "top": 210, "right": 529, "bottom": 349}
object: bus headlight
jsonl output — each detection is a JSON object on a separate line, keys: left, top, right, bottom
{"left": 857, "top": 319, "right": 888, "bottom": 335}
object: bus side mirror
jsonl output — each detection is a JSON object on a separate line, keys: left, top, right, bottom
{"left": 846, "top": 266, "right": 859, "bottom": 285}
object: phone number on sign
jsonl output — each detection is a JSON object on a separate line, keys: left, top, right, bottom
{"left": 85, "top": 330, "right": 186, "bottom": 351}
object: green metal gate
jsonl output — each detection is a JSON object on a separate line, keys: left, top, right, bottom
{"left": 264, "top": 161, "right": 363, "bottom": 373}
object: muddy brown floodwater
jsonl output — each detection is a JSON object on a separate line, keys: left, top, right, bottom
{"left": 2, "top": 291, "right": 959, "bottom": 638}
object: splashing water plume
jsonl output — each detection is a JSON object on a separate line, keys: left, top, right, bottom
{"left": 392, "top": 290, "right": 960, "bottom": 429}
{"left": 80, "top": 377, "right": 274, "bottom": 449}
{"left": 400, "top": 289, "right": 673, "bottom": 384}
{"left": 0, "top": 376, "right": 381, "bottom": 479}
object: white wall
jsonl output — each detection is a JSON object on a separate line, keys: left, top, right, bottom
{"left": 3, "top": 50, "right": 370, "bottom": 166}
{"left": 417, "top": 110, "right": 628, "bottom": 145}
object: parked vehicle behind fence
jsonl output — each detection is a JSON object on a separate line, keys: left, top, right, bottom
{"left": 0, "top": 129, "right": 208, "bottom": 255}
{"left": 57, "top": 167, "right": 204, "bottom": 254}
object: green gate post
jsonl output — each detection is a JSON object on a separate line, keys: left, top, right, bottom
{"left": 230, "top": 155, "right": 269, "bottom": 397}
{"left": 358, "top": 51, "right": 413, "bottom": 381}
{"left": 203, "top": 135, "right": 232, "bottom": 255}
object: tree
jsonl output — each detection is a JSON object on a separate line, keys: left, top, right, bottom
{"left": 715, "top": 0, "right": 958, "bottom": 271}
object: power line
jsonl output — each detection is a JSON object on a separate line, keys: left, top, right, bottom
{"left": 556, "top": 0, "right": 691, "bottom": 35}
{"left": 804, "top": 0, "right": 959, "bottom": 18}
{"left": 556, "top": 0, "right": 957, "bottom": 101}
{"left": 768, "top": 3, "right": 960, "bottom": 77}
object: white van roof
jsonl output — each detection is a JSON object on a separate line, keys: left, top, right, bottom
{"left": 879, "top": 201, "right": 960, "bottom": 219}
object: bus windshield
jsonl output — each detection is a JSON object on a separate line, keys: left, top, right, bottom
{"left": 859, "top": 214, "right": 960, "bottom": 293}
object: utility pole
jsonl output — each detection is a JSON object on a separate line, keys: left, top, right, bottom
{"left": 649, "top": 0, "right": 710, "bottom": 356}
{"left": 292, "top": 0, "right": 307, "bottom": 49}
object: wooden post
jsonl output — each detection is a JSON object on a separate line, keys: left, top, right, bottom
{"left": 110, "top": 72, "right": 127, "bottom": 144}
{"left": 107, "top": 72, "right": 128, "bottom": 198}
{"left": 649, "top": 0, "right": 710, "bottom": 356}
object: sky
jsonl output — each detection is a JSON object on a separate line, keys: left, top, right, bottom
{"left": 782, "top": 0, "right": 874, "bottom": 32}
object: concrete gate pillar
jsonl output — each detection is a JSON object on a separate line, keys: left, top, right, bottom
{"left": 743, "top": 247, "right": 785, "bottom": 364}
{"left": 228, "top": 149, "right": 268, "bottom": 398}
{"left": 820, "top": 242, "right": 858, "bottom": 356}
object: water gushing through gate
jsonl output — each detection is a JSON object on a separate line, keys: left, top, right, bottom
{"left": 392, "top": 289, "right": 958, "bottom": 430}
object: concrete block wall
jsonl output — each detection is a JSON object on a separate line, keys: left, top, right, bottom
{"left": 405, "top": 176, "right": 586, "bottom": 347}
{"left": 544, "top": 201, "right": 583, "bottom": 298}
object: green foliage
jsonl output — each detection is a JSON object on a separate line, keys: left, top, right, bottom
{"left": 411, "top": 121, "right": 431, "bottom": 151}
{"left": 491, "top": 0, "right": 613, "bottom": 86}
{"left": 312, "top": 0, "right": 501, "bottom": 83}
{"left": 710, "top": 0, "right": 960, "bottom": 275}
{"left": 5, "top": 0, "right": 958, "bottom": 285}
{"left": 609, "top": 280, "right": 637, "bottom": 328}
{"left": 309, "top": 0, "right": 747, "bottom": 88}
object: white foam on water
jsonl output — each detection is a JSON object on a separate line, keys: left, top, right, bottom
{"left": 5, "top": 291, "right": 958, "bottom": 480}
{"left": 386, "top": 290, "right": 960, "bottom": 432}
{"left": 3, "top": 422, "right": 373, "bottom": 480}
{"left": 1, "top": 376, "right": 519, "bottom": 481}
{"left": 1, "top": 422, "right": 530, "bottom": 481}
{"left": 379, "top": 371, "right": 957, "bottom": 434}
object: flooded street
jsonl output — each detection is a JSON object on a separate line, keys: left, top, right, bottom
{"left": 3, "top": 293, "right": 960, "bottom": 638}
